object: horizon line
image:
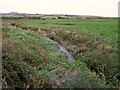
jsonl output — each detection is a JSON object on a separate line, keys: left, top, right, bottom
{"left": 1, "top": 11, "right": 118, "bottom": 18}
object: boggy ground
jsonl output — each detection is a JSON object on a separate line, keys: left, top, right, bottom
{"left": 2, "top": 18, "right": 119, "bottom": 89}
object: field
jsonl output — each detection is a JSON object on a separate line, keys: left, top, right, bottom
{"left": 2, "top": 16, "right": 119, "bottom": 88}
{"left": 14, "top": 18, "right": 118, "bottom": 44}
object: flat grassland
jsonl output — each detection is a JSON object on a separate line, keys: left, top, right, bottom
{"left": 2, "top": 17, "right": 119, "bottom": 88}
{"left": 18, "top": 18, "right": 118, "bottom": 44}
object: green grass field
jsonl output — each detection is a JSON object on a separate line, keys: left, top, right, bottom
{"left": 2, "top": 17, "right": 119, "bottom": 88}
{"left": 17, "top": 18, "right": 118, "bottom": 44}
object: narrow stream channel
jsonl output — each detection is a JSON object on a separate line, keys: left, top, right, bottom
{"left": 59, "top": 45, "right": 74, "bottom": 61}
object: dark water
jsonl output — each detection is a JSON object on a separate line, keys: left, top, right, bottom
{"left": 59, "top": 45, "right": 74, "bottom": 61}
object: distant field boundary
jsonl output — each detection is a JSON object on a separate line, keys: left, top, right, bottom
{"left": 1, "top": 14, "right": 118, "bottom": 19}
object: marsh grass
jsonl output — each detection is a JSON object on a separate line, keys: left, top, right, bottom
{"left": 2, "top": 18, "right": 119, "bottom": 88}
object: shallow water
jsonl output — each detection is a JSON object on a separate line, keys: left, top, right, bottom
{"left": 59, "top": 45, "right": 74, "bottom": 61}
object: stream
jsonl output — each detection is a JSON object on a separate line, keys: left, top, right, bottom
{"left": 59, "top": 45, "right": 74, "bottom": 61}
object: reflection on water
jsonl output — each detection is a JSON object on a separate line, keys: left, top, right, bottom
{"left": 59, "top": 45, "right": 74, "bottom": 61}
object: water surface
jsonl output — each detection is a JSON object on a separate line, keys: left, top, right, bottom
{"left": 59, "top": 45, "right": 74, "bottom": 61}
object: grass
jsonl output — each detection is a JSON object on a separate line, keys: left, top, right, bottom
{"left": 2, "top": 17, "right": 119, "bottom": 88}
{"left": 16, "top": 18, "right": 118, "bottom": 44}
{"left": 2, "top": 26, "right": 108, "bottom": 88}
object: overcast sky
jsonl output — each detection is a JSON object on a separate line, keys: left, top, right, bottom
{"left": 0, "top": 0, "right": 119, "bottom": 17}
